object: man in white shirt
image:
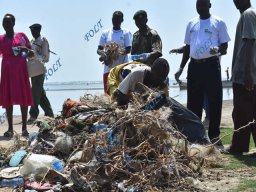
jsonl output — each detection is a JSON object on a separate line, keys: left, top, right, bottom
{"left": 27, "top": 23, "right": 54, "bottom": 123}
{"left": 174, "top": 0, "right": 231, "bottom": 148}
{"left": 97, "top": 11, "right": 132, "bottom": 94}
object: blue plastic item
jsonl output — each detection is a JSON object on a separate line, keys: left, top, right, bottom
{"left": 107, "top": 129, "right": 120, "bottom": 150}
{"left": 141, "top": 92, "right": 167, "bottom": 111}
{"left": 91, "top": 123, "right": 105, "bottom": 132}
{"left": 21, "top": 51, "right": 27, "bottom": 57}
{"left": 29, "top": 132, "right": 38, "bottom": 142}
{"left": 51, "top": 159, "right": 64, "bottom": 172}
{"left": 0, "top": 178, "right": 24, "bottom": 188}
{"left": 130, "top": 53, "right": 149, "bottom": 61}
{"left": 9, "top": 150, "right": 27, "bottom": 167}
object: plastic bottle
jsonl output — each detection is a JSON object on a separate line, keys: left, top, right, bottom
{"left": 0, "top": 178, "right": 24, "bottom": 188}
{"left": 20, "top": 154, "right": 64, "bottom": 178}
{"left": 130, "top": 53, "right": 149, "bottom": 61}
{"left": 51, "top": 159, "right": 64, "bottom": 172}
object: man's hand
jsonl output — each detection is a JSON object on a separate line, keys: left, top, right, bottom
{"left": 169, "top": 46, "right": 185, "bottom": 54}
{"left": 209, "top": 47, "right": 219, "bottom": 55}
{"left": 27, "top": 50, "right": 35, "bottom": 58}
{"left": 175, "top": 68, "right": 183, "bottom": 83}
{"left": 245, "top": 79, "right": 254, "bottom": 91}
{"left": 169, "top": 48, "right": 182, "bottom": 54}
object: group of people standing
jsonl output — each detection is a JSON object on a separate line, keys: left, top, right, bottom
{"left": 98, "top": 10, "right": 169, "bottom": 106}
{"left": 0, "top": 14, "right": 53, "bottom": 137}
{"left": 98, "top": 0, "right": 256, "bottom": 155}
{"left": 0, "top": 0, "right": 255, "bottom": 156}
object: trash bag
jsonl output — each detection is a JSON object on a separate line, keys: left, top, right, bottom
{"left": 167, "top": 97, "right": 210, "bottom": 144}
{"left": 139, "top": 92, "right": 209, "bottom": 144}
{"left": 141, "top": 91, "right": 167, "bottom": 111}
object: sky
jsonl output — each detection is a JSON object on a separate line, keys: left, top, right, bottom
{"left": 0, "top": 0, "right": 248, "bottom": 83}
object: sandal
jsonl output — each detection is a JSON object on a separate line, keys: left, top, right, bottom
{"left": 3, "top": 131, "right": 14, "bottom": 138}
{"left": 22, "top": 130, "right": 29, "bottom": 137}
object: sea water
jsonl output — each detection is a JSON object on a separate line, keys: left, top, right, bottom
{"left": 0, "top": 80, "right": 233, "bottom": 116}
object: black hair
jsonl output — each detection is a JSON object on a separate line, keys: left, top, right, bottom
{"left": 151, "top": 58, "right": 170, "bottom": 80}
{"left": 133, "top": 10, "right": 147, "bottom": 20}
{"left": 4, "top": 13, "right": 15, "bottom": 24}
{"left": 113, "top": 11, "right": 123, "bottom": 19}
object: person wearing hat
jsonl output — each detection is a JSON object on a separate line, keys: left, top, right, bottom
{"left": 131, "top": 10, "right": 162, "bottom": 66}
{"left": 107, "top": 58, "right": 169, "bottom": 106}
{"left": 27, "top": 23, "right": 54, "bottom": 124}
{"left": 97, "top": 11, "right": 132, "bottom": 94}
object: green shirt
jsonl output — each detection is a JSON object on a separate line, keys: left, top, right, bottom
{"left": 131, "top": 26, "right": 162, "bottom": 66}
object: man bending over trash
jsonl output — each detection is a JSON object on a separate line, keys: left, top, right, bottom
{"left": 108, "top": 58, "right": 210, "bottom": 144}
{"left": 107, "top": 58, "right": 169, "bottom": 106}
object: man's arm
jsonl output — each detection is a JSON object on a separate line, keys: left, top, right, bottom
{"left": 115, "top": 70, "right": 145, "bottom": 105}
{"left": 218, "top": 42, "right": 228, "bottom": 55}
{"left": 243, "top": 38, "right": 255, "bottom": 90}
{"left": 42, "top": 38, "right": 50, "bottom": 63}
{"left": 97, "top": 45, "right": 107, "bottom": 62}
{"left": 174, "top": 44, "right": 190, "bottom": 83}
{"left": 169, "top": 45, "right": 185, "bottom": 54}
{"left": 123, "top": 31, "right": 132, "bottom": 55}
{"left": 148, "top": 32, "right": 162, "bottom": 61}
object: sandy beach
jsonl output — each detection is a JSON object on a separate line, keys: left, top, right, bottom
{"left": 0, "top": 100, "right": 233, "bottom": 148}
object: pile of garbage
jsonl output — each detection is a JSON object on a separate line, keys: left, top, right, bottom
{"left": 0, "top": 89, "right": 219, "bottom": 191}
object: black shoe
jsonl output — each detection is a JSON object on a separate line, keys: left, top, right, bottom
{"left": 22, "top": 130, "right": 29, "bottom": 137}
{"left": 45, "top": 114, "right": 54, "bottom": 118}
{"left": 27, "top": 117, "right": 36, "bottom": 124}
{"left": 211, "top": 138, "right": 224, "bottom": 150}
{"left": 222, "top": 146, "right": 243, "bottom": 155}
{"left": 3, "top": 130, "right": 14, "bottom": 138}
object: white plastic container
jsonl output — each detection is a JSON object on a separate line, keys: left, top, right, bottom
{"left": 20, "top": 154, "right": 64, "bottom": 179}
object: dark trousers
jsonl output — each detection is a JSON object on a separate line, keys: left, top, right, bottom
{"left": 29, "top": 74, "right": 54, "bottom": 118}
{"left": 231, "top": 83, "right": 256, "bottom": 152}
{"left": 187, "top": 57, "right": 222, "bottom": 141}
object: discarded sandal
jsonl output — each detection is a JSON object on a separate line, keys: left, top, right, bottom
{"left": 3, "top": 131, "right": 13, "bottom": 138}
{"left": 22, "top": 130, "right": 29, "bottom": 137}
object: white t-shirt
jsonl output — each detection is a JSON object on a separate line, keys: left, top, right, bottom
{"left": 99, "top": 28, "right": 132, "bottom": 74}
{"left": 184, "top": 15, "right": 231, "bottom": 59}
{"left": 118, "top": 64, "right": 150, "bottom": 95}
